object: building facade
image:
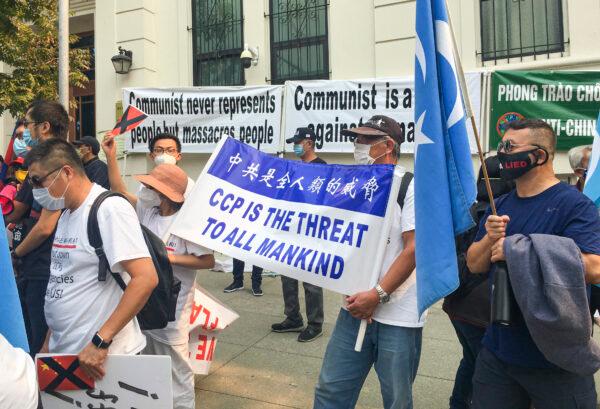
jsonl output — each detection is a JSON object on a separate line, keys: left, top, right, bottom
{"left": 2, "top": 0, "right": 598, "bottom": 185}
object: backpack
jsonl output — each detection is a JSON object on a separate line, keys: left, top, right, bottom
{"left": 87, "top": 191, "right": 181, "bottom": 331}
{"left": 397, "top": 171, "right": 413, "bottom": 210}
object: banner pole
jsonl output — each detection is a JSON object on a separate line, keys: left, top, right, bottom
{"left": 445, "top": 1, "right": 497, "bottom": 215}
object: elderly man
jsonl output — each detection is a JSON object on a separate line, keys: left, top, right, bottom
{"left": 568, "top": 144, "right": 592, "bottom": 192}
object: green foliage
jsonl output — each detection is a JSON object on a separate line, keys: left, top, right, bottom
{"left": 0, "top": 0, "right": 91, "bottom": 117}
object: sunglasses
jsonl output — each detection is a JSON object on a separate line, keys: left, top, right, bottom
{"left": 29, "top": 166, "right": 63, "bottom": 188}
{"left": 497, "top": 139, "right": 542, "bottom": 153}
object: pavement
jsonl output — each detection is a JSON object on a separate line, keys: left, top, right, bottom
{"left": 193, "top": 270, "right": 600, "bottom": 409}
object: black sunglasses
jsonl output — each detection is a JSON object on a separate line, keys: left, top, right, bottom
{"left": 29, "top": 166, "right": 63, "bottom": 188}
{"left": 497, "top": 139, "right": 542, "bottom": 153}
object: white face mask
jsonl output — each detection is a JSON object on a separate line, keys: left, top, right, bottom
{"left": 138, "top": 187, "right": 161, "bottom": 207}
{"left": 32, "top": 168, "right": 70, "bottom": 211}
{"left": 353, "top": 140, "right": 387, "bottom": 165}
{"left": 154, "top": 154, "right": 177, "bottom": 166}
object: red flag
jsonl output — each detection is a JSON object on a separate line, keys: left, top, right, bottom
{"left": 37, "top": 355, "right": 95, "bottom": 391}
{"left": 109, "top": 105, "right": 148, "bottom": 137}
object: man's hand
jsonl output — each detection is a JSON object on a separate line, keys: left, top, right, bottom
{"left": 101, "top": 132, "right": 117, "bottom": 158}
{"left": 491, "top": 237, "right": 506, "bottom": 263}
{"left": 78, "top": 342, "right": 108, "bottom": 380}
{"left": 346, "top": 288, "right": 379, "bottom": 320}
{"left": 485, "top": 215, "right": 510, "bottom": 241}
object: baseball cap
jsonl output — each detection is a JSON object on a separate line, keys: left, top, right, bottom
{"left": 73, "top": 136, "right": 100, "bottom": 155}
{"left": 134, "top": 164, "right": 188, "bottom": 204}
{"left": 341, "top": 115, "right": 405, "bottom": 144}
{"left": 286, "top": 127, "right": 317, "bottom": 144}
{"left": 9, "top": 157, "right": 25, "bottom": 167}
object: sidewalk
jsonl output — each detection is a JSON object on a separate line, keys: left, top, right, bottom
{"left": 194, "top": 270, "right": 600, "bottom": 408}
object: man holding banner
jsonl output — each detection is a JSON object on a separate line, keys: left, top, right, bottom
{"left": 313, "top": 115, "right": 421, "bottom": 409}
{"left": 271, "top": 127, "right": 325, "bottom": 342}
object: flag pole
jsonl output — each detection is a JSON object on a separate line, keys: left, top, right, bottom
{"left": 445, "top": 1, "right": 497, "bottom": 215}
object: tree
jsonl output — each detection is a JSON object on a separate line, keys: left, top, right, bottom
{"left": 0, "top": 0, "right": 91, "bottom": 117}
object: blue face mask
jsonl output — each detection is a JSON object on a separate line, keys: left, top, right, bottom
{"left": 293, "top": 143, "right": 305, "bottom": 157}
{"left": 23, "top": 129, "right": 38, "bottom": 147}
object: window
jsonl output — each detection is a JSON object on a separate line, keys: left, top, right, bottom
{"left": 479, "top": 0, "right": 566, "bottom": 63}
{"left": 74, "top": 95, "right": 95, "bottom": 140}
{"left": 192, "top": 0, "right": 244, "bottom": 86}
{"left": 269, "top": 0, "right": 329, "bottom": 84}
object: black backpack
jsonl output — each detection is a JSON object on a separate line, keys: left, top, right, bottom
{"left": 87, "top": 191, "right": 181, "bottom": 330}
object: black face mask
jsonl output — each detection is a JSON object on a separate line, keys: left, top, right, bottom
{"left": 497, "top": 148, "right": 547, "bottom": 181}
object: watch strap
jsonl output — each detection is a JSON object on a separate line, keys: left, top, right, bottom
{"left": 92, "top": 332, "right": 112, "bottom": 349}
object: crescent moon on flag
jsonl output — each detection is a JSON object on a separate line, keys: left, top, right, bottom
{"left": 435, "top": 20, "right": 464, "bottom": 129}
{"left": 416, "top": 35, "right": 427, "bottom": 81}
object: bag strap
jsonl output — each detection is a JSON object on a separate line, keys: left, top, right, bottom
{"left": 87, "top": 190, "right": 129, "bottom": 289}
{"left": 396, "top": 172, "right": 414, "bottom": 210}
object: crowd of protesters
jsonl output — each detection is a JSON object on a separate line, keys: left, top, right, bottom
{"left": 2, "top": 99, "right": 600, "bottom": 409}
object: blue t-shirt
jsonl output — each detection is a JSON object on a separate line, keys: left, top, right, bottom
{"left": 474, "top": 182, "right": 600, "bottom": 368}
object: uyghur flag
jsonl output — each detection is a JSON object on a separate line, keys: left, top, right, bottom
{"left": 414, "top": 0, "right": 477, "bottom": 315}
{"left": 583, "top": 112, "right": 600, "bottom": 206}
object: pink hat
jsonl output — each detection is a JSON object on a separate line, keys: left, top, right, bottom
{"left": 134, "top": 164, "right": 188, "bottom": 203}
{"left": 0, "top": 184, "right": 17, "bottom": 215}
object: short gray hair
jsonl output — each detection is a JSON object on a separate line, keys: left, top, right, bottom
{"left": 567, "top": 145, "right": 592, "bottom": 170}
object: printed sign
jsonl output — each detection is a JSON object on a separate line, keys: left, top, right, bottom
{"left": 171, "top": 136, "right": 400, "bottom": 296}
{"left": 188, "top": 287, "right": 239, "bottom": 375}
{"left": 490, "top": 70, "right": 600, "bottom": 150}
{"left": 37, "top": 355, "right": 172, "bottom": 409}
{"left": 283, "top": 74, "right": 482, "bottom": 153}
{"left": 122, "top": 86, "right": 283, "bottom": 153}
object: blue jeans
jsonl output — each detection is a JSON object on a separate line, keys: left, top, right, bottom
{"left": 314, "top": 309, "right": 422, "bottom": 409}
{"left": 449, "top": 319, "right": 486, "bottom": 409}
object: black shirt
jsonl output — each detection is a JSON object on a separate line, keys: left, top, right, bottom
{"left": 84, "top": 157, "right": 110, "bottom": 190}
{"left": 13, "top": 179, "right": 54, "bottom": 280}
{"left": 309, "top": 157, "right": 327, "bottom": 165}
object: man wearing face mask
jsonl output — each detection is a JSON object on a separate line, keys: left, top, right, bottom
{"left": 269, "top": 127, "right": 325, "bottom": 341}
{"left": 72, "top": 136, "right": 109, "bottom": 190}
{"left": 467, "top": 119, "right": 600, "bottom": 409}
{"left": 7, "top": 100, "right": 68, "bottom": 356}
{"left": 12, "top": 119, "right": 28, "bottom": 159}
{"left": 314, "top": 115, "right": 420, "bottom": 409}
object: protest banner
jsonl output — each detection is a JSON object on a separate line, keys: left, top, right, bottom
{"left": 37, "top": 355, "right": 172, "bottom": 409}
{"left": 282, "top": 74, "right": 482, "bottom": 153}
{"left": 490, "top": 70, "right": 600, "bottom": 150}
{"left": 188, "top": 287, "right": 239, "bottom": 375}
{"left": 122, "top": 86, "right": 283, "bottom": 153}
{"left": 170, "top": 136, "right": 400, "bottom": 296}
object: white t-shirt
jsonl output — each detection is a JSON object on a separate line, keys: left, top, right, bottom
{"left": 344, "top": 167, "right": 427, "bottom": 327}
{"left": 0, "top": 334, "right": 38, "bottom": 409}
{"left": 138, "top": 205, "right": 211, "bottom": 345}
{"left": 45, "top": 184, "right": 150, "bottom": 354}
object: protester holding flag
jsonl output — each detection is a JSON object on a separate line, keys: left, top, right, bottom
{"left": 313, "top": 115, "right": 420, "bottom": 409}
{"left": 6, "top": 100, "right": 69, "bottom": 356}
{"left": 271, "top": 127, "right": 325, "bottom": 341}
{"left": 467, "top": 119, "right": 600, "bottom": 409}
{"left": 27, "top": 139, "right": 158, "bottom": 380}
{"left": 103, "top": 134, "right": 214, "bottom": 409}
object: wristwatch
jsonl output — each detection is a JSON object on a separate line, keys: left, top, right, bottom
{"left": 375, "top": 284, "right": 390, "bottom": 304}
{"left": 92, "top": 332, "right": 112, "bottom": 349}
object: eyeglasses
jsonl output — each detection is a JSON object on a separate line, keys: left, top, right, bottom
{"left": 497, "top": 139, "right": 541, "bottom": 153}
{"left": 152, "top": 147, "right": 178, "bottom": 155}
{"left": 29, "top": 166, "right": 63, "bottom": 188}
{"left": 22, "top": 120, "right": 42, "bottom": 127}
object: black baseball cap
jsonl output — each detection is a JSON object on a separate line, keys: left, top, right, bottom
{"left": 286, "top": 127, "right": 317, "bottom": 144}
{"left": 341, "top": 115, "right": 405, "bottom": 145}
{"left": 73, "top": 136, "right": 100, "bottom": 155}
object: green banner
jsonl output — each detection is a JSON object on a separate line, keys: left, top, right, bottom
{"left": 490, "top": 71, "right": 600, "bottom": 151}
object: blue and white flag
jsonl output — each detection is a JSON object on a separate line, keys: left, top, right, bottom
{"left": 0, "top": 214, "right": 29, "bottom": 351}
{"left": 583, "top": 112, "right": 600, "bottom": 206}
{"left": 171, "top": 136, "right": 400, "bottom": 296}
{"left": 414, "top": 0, "right": 477, "bottom": 314}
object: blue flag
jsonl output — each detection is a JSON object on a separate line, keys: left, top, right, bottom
{"left": 414, "top": 0, "right": 477, "bottom": 315}
{"left": 583, "top": 112, "right": 600, "bottom": 206}
{"left": 0, "top": 213, "right": 29, "bottom": 351}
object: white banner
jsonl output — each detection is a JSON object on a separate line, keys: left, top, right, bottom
{"left": 188, "top": 287, "right": 239, "bottom": 375}
{"left": 170, "top": 136, "right": 400, "bottom": 296}
{"left": 122, "top": 86, "right": 283, "bottom": 153}
{"left": 283, "top": 73, "right": 482, "bottom": 153}
{"left": 37, "top": 355, "right": 172, "bottom": 409}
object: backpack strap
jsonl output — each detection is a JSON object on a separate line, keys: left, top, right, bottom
{"left": 396, "top": 172, "right": 414, "bottom": 210}
{"left": 87, "top": 191, "right": 129, "bottom": 289}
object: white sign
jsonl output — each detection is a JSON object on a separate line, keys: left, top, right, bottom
{"left": 122, "top": 86, "right": 283, "bottom": 153}
{"left": 283, "top": 74, "right": 482, "bottom": 153}
{"left": 38, "top": 355, "right": 172, "bottom": 409}
{"left": 171, "top": 136, "right": 400, "bottom": 296}
{"left": 188, "top": 287, "right": 239, "bottom": 375}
